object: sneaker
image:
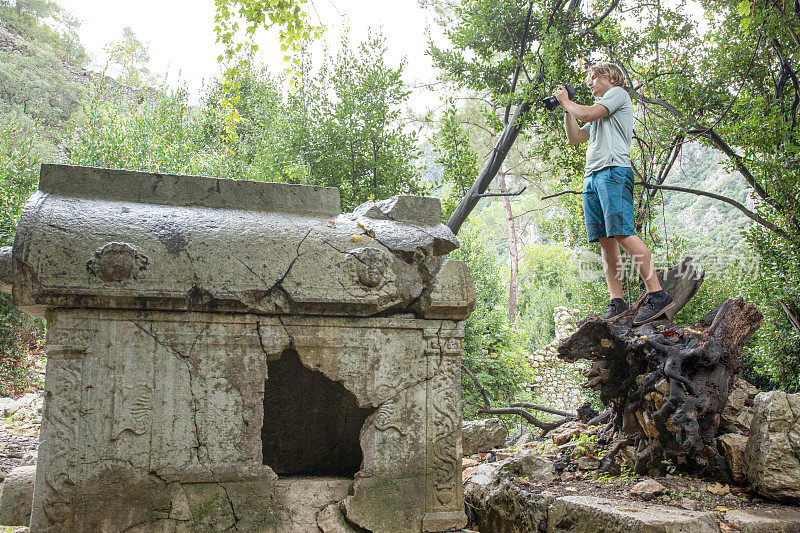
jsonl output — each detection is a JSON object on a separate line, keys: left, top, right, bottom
{"left": 633, "top": 290, "right": 675, "bottom": 325}
{"left": 600, "top": 298, "right": 629, "bottom": 320}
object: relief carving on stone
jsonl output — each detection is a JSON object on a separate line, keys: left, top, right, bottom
{"left": 43, "top": 358, "right": 83, "bottom": 491}
{"left": 430, "top": 360, "right": 459, "bottom": 506}
{"left": 113, "top": 381, "right": 154, "bottom": 439}
{"left": 374, "top": 395, "right": 408, "bottom": 436}
{"left": 347, "top": 247, "right": 389, "bottom": 289}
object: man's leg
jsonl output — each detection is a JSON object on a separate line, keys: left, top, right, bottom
{"left": 599, "top": 236, "right": 624, "bottom": 299}
{"left": 615, "top": 234, "right": 662, "bottom": 292}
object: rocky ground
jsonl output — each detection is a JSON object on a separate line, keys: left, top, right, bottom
{"left": 0, "top": 342, "right": 44, "bottom": 533}
{"left": 0, "top": 341, "right": 44, "bottom": 483}
{"left": 462, "top": 390, "right": 800, "bottom": 533}
{"left": 4, "top": 357, "right": 800, "bottom": 532}
{"left": 0, "top": 393, "right": 41, "bottom": 482}
{"left": 463, "top": 447, "right": 800, "bottom": 532}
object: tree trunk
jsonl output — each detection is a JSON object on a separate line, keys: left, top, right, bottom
{"left": 557, "top": 259, "right": 763, "bottom": 481}
{"left": 497, "top": 168, "right": 519, "bottom": 327}
{"left": 446, "top": 102, "right": 532, "bottom": 235}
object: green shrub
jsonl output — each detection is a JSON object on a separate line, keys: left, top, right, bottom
{"left": 451, "top": 221, "right": 532, "bottom": 422}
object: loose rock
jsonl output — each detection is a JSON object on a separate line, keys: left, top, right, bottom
{"left": 630, "top": 479, "right": 666, "bottom": 499}
{"left": 0, "top": 465, "right": 37, "bottom": 526}
{"left": 550, "top": 421, "right": 588, "bottom": 446}
{"left": 718, "top": 433, "right": 748, "bottom": 485}
{"left": 548, "top": 495, "right": 719, "bottom": 533}
{"left": 462, "top": 418, "right": 508, "bottom": 456}
{"left": 724, "top": 507, "right": 800, "bottom": 533}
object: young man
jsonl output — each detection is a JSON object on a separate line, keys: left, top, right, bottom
{"left": 555, "top": 63, "right": 674, "bottom": 325}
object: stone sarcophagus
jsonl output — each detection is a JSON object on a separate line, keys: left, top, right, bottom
{"left": 5, "top": 164, "right": 475, "bottom": 532}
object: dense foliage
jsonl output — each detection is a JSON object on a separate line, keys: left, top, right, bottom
{"left": 451, "top": 221, "right": 533, "bottom": 421}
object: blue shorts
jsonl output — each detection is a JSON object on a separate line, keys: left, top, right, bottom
{"left": 583, "top": 166, "right": 636, "bottom": 242}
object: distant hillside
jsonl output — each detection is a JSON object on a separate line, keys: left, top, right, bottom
{"left": 662, "top": 142, "right": 752, "bottom": 261}
{"left": 0, "top": 23, "right": 160, "bottom": 164}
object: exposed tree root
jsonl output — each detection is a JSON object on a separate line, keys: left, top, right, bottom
{"left": 557, "top": 259, "right": 762, "bottom": 480}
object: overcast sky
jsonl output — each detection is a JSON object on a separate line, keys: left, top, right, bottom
{"left": 57, "top": 0, "right": 440, "bottom": 106}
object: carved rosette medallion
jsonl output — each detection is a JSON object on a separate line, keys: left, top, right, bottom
{"left": 346, "top": 247, "right": 390, "bottom": 289}
{"left": 86, "top": 242, "right": 148, "bottom": 284}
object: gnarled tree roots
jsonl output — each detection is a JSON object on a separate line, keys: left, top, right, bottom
{"left": 558, "top": 260, "right": 762, "bottom": 481}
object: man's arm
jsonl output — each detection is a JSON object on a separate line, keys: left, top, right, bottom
{"left": 554, "top": 84, "right": 610, "bottom": 125}
{"left": 564, "top": 112, "right": 590, "bottom": 145}
{"left": 560, "top": 99, "right": 609, "bottom": 123}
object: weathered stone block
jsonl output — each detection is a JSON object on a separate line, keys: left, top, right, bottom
{"left": 29, "top": 310, "right": 468, "bottom": 532}
{"left": 12, "top": 166, "right": 473, "bottom": 532}
{"left": 724, "top": 508, "right": 800, "bottom": 533}
{"left": 0, "top": 465, "right": 36, "bottom": 526}
{"left": 547, "top": 496, "right": 718, "bottom": 533}
{"left": 722, "top": 377, "right": 758, "bottom": 432}
{"left": 416, "top": 258, "right": 475, "bottom": 320}
{"left": 745, "top": 391, "right": 800, "bottom": 502}
{"left": 464, "top": 453, "right": 555, "bottom": 533}
{"left": 718, "top": 433, "right": 748, "bottom": 485}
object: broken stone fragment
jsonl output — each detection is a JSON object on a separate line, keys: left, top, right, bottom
{"left": 706, "top": 482, "right": 730, "bottom": 495}
{"left": 352, "top": 216, "right": 459, "bottom": 257}
{"left": 0, "top": 396, "right": 20, "bottom": 417}
{"left": 464, "top": 457, "right": 554, "bottom": 533}
{"left": 722, "top": 377, "right": 758, "bottom": 432}
{"left": 548, "top": 496, "right": 719, "bottom": 532}
{"left": 725, "top": 508, "right": 800, "bottom": 532}
{"left": 496, "top": 450, "right": 557, "bottom": 483}
{"left": 550, "top": 421, "right": 587, "bottom": 446}
{"left": 680, "top": 498, "right": 700, "bottom": 511}
{"left": 718, "top": 432, "right": 748, "bottom": 485}
{"left": 462, "top": 418, "right": 508, "bottom": 456}
{"left": 415, "top": 258, "right": 475, "bottom": 320}
{"left": 350, "top": 197, "right": 458, "bottom": 257}
{"left": 352, "top": 196, "right": 443, "bottom": 225}
{"left": 317, "top": 501, "right": 361, "bottom": 533}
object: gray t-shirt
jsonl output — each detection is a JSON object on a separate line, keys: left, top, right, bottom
{"left": 581, "top": 86, "right": 633, "bottom": 176}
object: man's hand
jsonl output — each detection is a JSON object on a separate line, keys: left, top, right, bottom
{"left": 554, "top": 85, "right": 570, "bottom": 105}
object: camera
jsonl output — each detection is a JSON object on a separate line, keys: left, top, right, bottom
{"left": 542, "top": 83, "right": 576, "bottom": 111}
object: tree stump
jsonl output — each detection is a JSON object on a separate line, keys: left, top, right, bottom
{"left": 557, "top": 258, "right": 763, "bottom": 481}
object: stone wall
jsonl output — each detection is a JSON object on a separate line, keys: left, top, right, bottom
{"left": 528, "top": 307, "right": 589, "bottom": 413}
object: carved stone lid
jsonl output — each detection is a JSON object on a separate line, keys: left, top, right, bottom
{"left": 12, "top": 165, "right": 475, "bottom": 319}
{"left": 39, "top": 164, "right": 342, "bottom": 215}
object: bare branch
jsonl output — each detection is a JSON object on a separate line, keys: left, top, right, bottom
{"left": 641, "top": 182, "right": 796, "bottom": 243}
{"left": 510, "top": 402, "right": 574, "bottom": 417}
{"left": 540, "top": 181, "right": 797, "bottom": 244}
{"left": 580, "top": 0, "right": 620, "bottom": 36}
{"left": 779, "top": 299, "right": 800, "bottom": 337}
{"left": 541, "top": 189, "right": 582, "bottom": 200}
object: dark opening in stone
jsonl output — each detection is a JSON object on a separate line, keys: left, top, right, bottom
{"left": 262, "top": 348, "right": 374, "bottom": 476}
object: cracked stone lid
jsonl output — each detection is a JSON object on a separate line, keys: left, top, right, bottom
{"left": 12, "top": 165, "right": 475, "bottom": 319}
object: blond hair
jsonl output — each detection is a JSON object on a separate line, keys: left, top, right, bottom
{"left": 587, "top": 63, "right": 625, "bottom": 87}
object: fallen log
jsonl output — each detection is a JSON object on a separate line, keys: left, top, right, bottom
{"left": 557, "top": 258, "right": 762, "bottom": 480}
